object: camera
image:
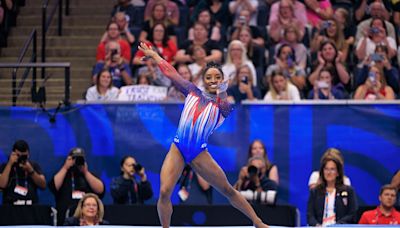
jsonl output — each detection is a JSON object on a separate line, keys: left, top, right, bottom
{"left": 239, "top": 16, "right": 246, "bottom": 25}
{"left": 370, "top": 27, "right": 379, "bottom": 34}
{"left": 370, "top": 53, "right": 383, "bottom": 62}
{"left": 368, "top": 71, "right": 376, "bottom": 83}
{"left": 17, "top": 154, "right": 28, "bottom": 164}
{"left": 134, "top": 163, "right": 143, "bottom": 172}
{"left": 70, "top": 147, "right": 85, "bottom": 167}
{"left": 247, "top": 165, "right": 258, "bottom": 177}
{"left": 110, "top": 49, "right": 119, "bottom": 62}
{"left": 321, "top": 20, "right": 331, "bottom": 30}
{"left": 240, "top": 190, "right": 277, "bottom": 205}
{"left": 317, "top": 80, "right": 329, "bottom": 89}
{"left": 241, "top": 76, "right": 249, "bottom": 84}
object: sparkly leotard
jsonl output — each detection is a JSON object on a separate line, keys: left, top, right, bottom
{"left": 158, "top": 60, "right": 233, "bottom": 162}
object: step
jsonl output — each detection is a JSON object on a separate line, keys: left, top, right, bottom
{"left": 20, "top": 6, "right": 112, "bottom": 16}
{"left": 17, "top": 15, "right": 111, "bottom": 27}
{"left": 1, "top": 46, "right": 96, "bottom": 58}
{"left": 10, "top": 26, "right": 105, "bottom": 36}
{"left": 0, "top": 57, "right": 96, "bottom": 67}
{"left": 8, "top": 36, "right": 100, "bottom": 47}
{"left": 26, "top": 0, "right": 114, "bottom": 7}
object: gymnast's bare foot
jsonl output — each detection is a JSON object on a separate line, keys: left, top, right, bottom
{"left": 254, "top": 220, "right": 269, "bottom": 228}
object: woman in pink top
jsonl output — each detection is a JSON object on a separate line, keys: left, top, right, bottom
{"left": 304, "top": 0, "right": 333, "bottom": 28}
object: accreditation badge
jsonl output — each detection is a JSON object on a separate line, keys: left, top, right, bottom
{"left": 72, "top": 190, "right": 85, "bottom": 199}
{"left": 14, "top": 185, "right": 28, "bottom": 196}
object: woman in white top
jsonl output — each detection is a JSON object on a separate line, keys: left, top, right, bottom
{"left": 264, "top": 70, "right": 301, "bottom": 101}
{"left": 86, "top": 69, "right": 119, "bottom": 101}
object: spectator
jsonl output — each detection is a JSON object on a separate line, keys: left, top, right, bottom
{"left": 49, "top": 148, "right": 105, "bottom": 226}
{"left": 0, "top": 140, "right": 46, "bottom": 205}
{"left": 265, "top": 44, "right": 306, "bottom": 91}
{"left": 229, "top": 9, "right": 265, "bottom": 47}
{"left": 110, "top": 156, "right": 153, "bottom": 204}
{"left": 308, "top": 148, "right": 351, "bottom": 190}
{"left": 96, "top": 21, "right": 132, "bottom": 63}
{"left": 359, "top": 184, "right": 400, "bottom": 224}
{"left": 177, "top": 165, "right": 213, "bottom": 204}
{"left": 111, "top": 0, "right": 136, "bottom": 27}
{"left": 355, "top": 0, "right": 391, "bottom": 23}
{"left": 333, "top": 7, "right": 355, "bottom": 44}
{"left": 268, "top": 0, "right": 307, "bottom": 27}
{"left": 308, "top": 66, "right": 346, "bottom": 100}
{"left": 134, "top": 23, "right": 177, "bottom": 66}
{"left": 391, "top": 170, "right": 400, "bottom": 206}
{"left": 304, "top": 0, "right": 333, "bottom": 28}
{"left": 136, "top": 56, "right": 172, "bottom": 87}
{"left": 356, "top": 18, "right": 397, "bottom": 63}
{"left": 354, "top": 44, "right": 399, "bottom": 94}
{"left": 139, "top": 3, "right": 177, "bottom": 44}
{"left": 101, "top": 12, "right": 135, "bottom": 45}
{"left": 144, "top": 0, "right": 180, "bottom": 26}
{"left": 235, "top": 25, "right": 265, "bottom": 69}
{"left": 275, "top": 25, "right": 307, "bottom": 70}
{"left": 264, "top": 70, "right": 301, "bottom": 101}
{"left": 188, "top": 44, "right": 208, "bottom": 90}
{"left": 167, "top": 63, "right": 193, "bottom": 101}
{"left": 188, "top": 9, "right": 221, "bottom": 42}
{"left": 229, "top": 0, "right": 258, "bottom": 26}
{"left": 308, "top": 41, "right": 350, "bottom": 91}
{"left": 137, "top": 73, "right": 152, "bottom": 85}
{"left": 227, "top": 65, "right": 261, "bottom": 104}
{"left": 93, "top": 41, "right": 133, "bottom": 88}
{"left": 191, "top": 0, "right": 231, "bottom": 29}
{"left": 175, "top": 22, "right": 222, "bottom": 63}
{"left": 222, "top": 40, "right": 257, "bottom": 86}
{"left": 86, "top": 69, "right": 120, "bottom": 101}
{"left": 268, "top": 0, "right": 305, "bottom": 43}
{"left": 64, "top": 193, "right": 109, "bottom": 226}
{"left": 353, "top": 65, "right": 395, "bottom": 100}
{"left": 307, "top": 155, "right": 358, "bottom": 226}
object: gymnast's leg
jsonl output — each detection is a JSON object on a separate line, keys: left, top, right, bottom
{"left": 157, "top": 143, "right": 186, "bottom": 228}
{"left": 191, "top": 150, "right": 269, "bottom": 228}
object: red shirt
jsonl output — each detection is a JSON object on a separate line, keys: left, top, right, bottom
{"left": 359, "top": 207, "right": 400, "bottom": 225}
{"left": 96, "top": 39, "right": 131, "bottom": 63}
{"left": 135, "top": 40, "right": 177, "bottom": 64}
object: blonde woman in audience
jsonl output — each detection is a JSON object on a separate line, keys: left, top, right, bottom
{"left": 264, "top": 70, "right": 301, "bottom": 101}
{"left": 64, "top": 193, "right": 109, "bottom": 226}
{"left": 234, "top": 25, "right": 265, "bottom": 68}
{"left": 86, "top": 70, "right": 119, "bottom": 101}
{"left": 353, "top": 65, "right": 395, "bottom": 100}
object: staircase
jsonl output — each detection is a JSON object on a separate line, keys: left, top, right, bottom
{"left": 0, "top": 0, "right": 114, "bottom": 107}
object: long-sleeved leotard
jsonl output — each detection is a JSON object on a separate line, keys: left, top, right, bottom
{"left": 158, "top": 60, "right": 233, "bottom": 162}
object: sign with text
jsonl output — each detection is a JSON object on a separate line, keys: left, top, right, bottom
{"left": 118, "top": 85, "right": 167, "bottom": 101}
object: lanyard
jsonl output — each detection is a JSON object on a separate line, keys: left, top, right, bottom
{"left": 14, "top": 166, "right": 28, "bottom": 188}
{"left": 71, "top": 172, "right": 76, "bottom": 191}
{"left": 128, "top": 178, "right": 139, "bottom": 204}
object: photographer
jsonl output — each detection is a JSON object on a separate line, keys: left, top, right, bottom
{"left": 234, "top": 156, "right": 278, "bottom": 205}
{"left": 110, "top": 156, "right": 153, "bottom": 204}
{"left": 0, "top": 140, "right": 46, "bottom": 205}
{"left": 49, "top": 147, "right": 105, "bottom": 226}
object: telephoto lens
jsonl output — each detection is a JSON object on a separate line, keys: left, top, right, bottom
{"left": 247, "top": 165, "right": 258, "bottom": 177}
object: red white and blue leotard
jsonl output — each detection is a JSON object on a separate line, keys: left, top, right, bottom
{"left": 158, "top": 60, "right": 233, "bottom": 162}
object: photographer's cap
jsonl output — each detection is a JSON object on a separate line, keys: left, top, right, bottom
{"left": 69, "top": 147, "right": 85, "bottom": 156}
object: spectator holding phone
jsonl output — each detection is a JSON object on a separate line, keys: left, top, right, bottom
{"left": 308, "top": 67, "right": 345, "bottom": 100}
{"left": 110, "top": 156, "right": 153, "bottom": 204}
{"left": 227, "top": 65, "right": 261, "bottom": 104}
{"left": 0, "top": 140, "right": 46, "bottom": 205}
{"left": 353, "top": 65, "right": 395, "bottom": 100}
{"left": 264, "top": 70, "right": 301, "bottom": 101}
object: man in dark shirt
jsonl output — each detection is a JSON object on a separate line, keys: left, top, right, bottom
{"left": 48, "top": 147, "right": 105, "bottom": 225}
{"left": 0, "top": 140, "right": 46, "bottom": 205}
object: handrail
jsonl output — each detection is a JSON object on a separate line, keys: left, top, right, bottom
{"left": 0, "top": 62, "right": 71, "bottom": 106}
{"left": 12, "top": 29, "right": 37, "bottom": 106}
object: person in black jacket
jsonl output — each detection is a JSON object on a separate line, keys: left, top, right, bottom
{"left": 307, "top": 154, "right": 358, "bottom": 226}
{"left": 110, "top": 155, "right": 153, "bottom": 204}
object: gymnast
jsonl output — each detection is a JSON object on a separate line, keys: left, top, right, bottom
{"left": 138, "top": 42, "right": 269, "bottom": 228}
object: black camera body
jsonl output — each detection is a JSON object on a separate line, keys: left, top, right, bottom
{"left": 17, "top": 154, "right": 28, "bottom": 164}
{"left": 73, "top": 155, "right": 85, "bottom": 166}
{"left": 247, "top": 165, "right": 259, "bottom": 177}
{"left": 69, "top": 147, "right": 85, "bottom": 167}
{"left": 134, "top": 163, "right": 143, "bottom": 172}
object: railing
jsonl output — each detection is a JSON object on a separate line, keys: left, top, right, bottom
{"left": 0, "top": 62, "right": 71, "bottom": 106}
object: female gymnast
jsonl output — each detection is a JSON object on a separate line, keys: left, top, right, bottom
{"left": 138, "top": 42, "right": 268, "bottom": 228}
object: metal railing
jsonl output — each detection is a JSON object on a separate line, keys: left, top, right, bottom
{"left": 0, "top": 62, "right": 71, "bottom": 106}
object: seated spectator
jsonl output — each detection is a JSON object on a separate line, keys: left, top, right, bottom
{"left": 110, "top": 156, "right": 153, "bottom": 204}
{"left": 269, "top": 0, "right": 307, "bottom": 28}
{"left": 310, "top": 18, "right": 349, "bottom": 63}
{"left": 304, "top": 0, "right": 333, "bottom": 28}
{"left": 144, "top": 0, "right": 180, "bottom": 26}
{"left": 229, "top": 0, "right": 258, "bottom": 26}
{"left": 167, "top": 64, "right": 193, "bottom": 101}
{"left": 96, "top": 21, "right": 131, "bottom": 63}
{"left": 111, "top": 0, "right": 136, "bottom": 27}
{"left": 354, "top": 44, "right": 399, "bottom": 94}
{"left": 101, "top": 12, "right": 135, "bottom": 45}
{"left": 188, "top": 44, "right": 208, "bottom": 90}
{"left": 222, "top": 40, "right": 257, "bottom": 86}
{"left": 265, "top": 44, "right": 306, "bottom": 91}
{"left": 229, "top": 9, "right": 265, "bottom": 47}
{"left": 0, "top": 140, "right": 46, "bottom": 205}
{"left": 355, "top": 2, "right": 396, "bottom": 44}
{"left": 86, "top": 70, "right": 120, "bottom": 101}
{"left": 356, "top": 18, "right": 397, "bottom": 64}
{"left": 308, "top": 67, "right": 346, "bottom": 100}
{"left": 137, "top": 73, "right": 152, "bottom": 85}
{"left": 93, "top": 41, "right": 133, "bottom": 88}
{"left": 49, "top": 148, "right": 105, "bottom": 225}
{"left": 334, "top": 7, "right": 355, "bottom": 44}
{"left": 134, "top": 23, "right": 177, "bottom": 65}
{"left": 359, "top": 184, "right": 400, "bottom": 224}
{"left": 175, "top": 22, "right": 222, "bottom": 63}
{"left": 191, "top": 0, "right": 231, "bottom": 29}
{"left": 64, "top": 193, "right": 109, "bottom": 226}
{"left": 177, "top": 165, "right": 213, "bottom": 204}
{"left": 353, "top": 65, "right": 395, "bottom": 100}
{"left": 355, "top": 1, "right": 391, "bottom": 24}
{"left": 308, "top": 148, "right": 351, "bottom": 190}
{"left": 308, "top": 40, "right": 350, "bottom": 91}
{"left": 136, "top": 56, "right": 172, "bottom": 87}
{"left": 139, "top": 3, "right": 177, "bottom": 44}
{"left": 234, "top": 156, "right": 278, "bottom": 205}
{"left": 188, "top": 9, "right": 221, "bottom": 42}
{"left": 391, "top": 170, "right": 400, "bottom": 206}
{"left": 274, "top": 25, "right": 308, "bottom": 70}
{"left": 307, "top": 155, "right": 358, "bottom": 226}
{"left": 268, "top": 0, "right": 305, "bottom": 43}
{"left": 234, "top": 25, "right": 265, "bottom": 68}
{"left": 264, "top": 70, "right": 301, "bottom": 101}
{"left": 227, "top": 65, "right": 261, "bottom": 104}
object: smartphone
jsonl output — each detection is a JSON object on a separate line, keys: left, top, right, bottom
{"left": 321, "top": 21, "right": 331, "bottom": 30}
{"left": 241, "top": 76, "right": 248, "bottom": 84}
{"left": 370, "top": 53, "right": 383, "bottom": 62}
{"left": 368, "top": 72, "right": 376, "bottom": 83}
{"left": 370, "top": 27, "right": 379, "bottom": 34}
{"left": 317, "top": 81, "right": 329, "bottom": 89}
